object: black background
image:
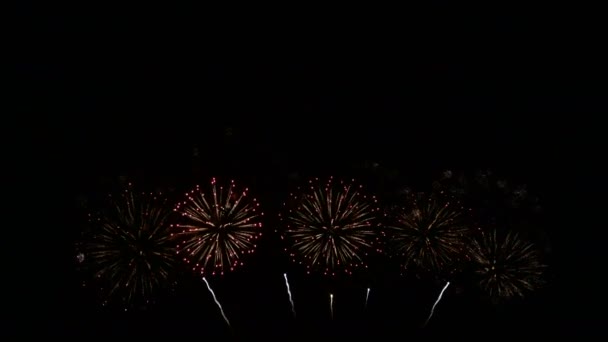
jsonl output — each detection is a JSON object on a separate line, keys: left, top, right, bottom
{"left": 12, "top": 2, "right": 604, "bottom": 339}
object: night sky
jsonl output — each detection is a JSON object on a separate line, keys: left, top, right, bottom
{"left": 13, "top": 2, "right": 604, "bottom": 339}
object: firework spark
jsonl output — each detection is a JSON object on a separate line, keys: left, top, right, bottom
{"left": 78, "top": 184, "right": 176, "bottom": 308}
{"left": 173, "top": 178, "right": 263, "bottom": 276}
{"left": 470, "top": 229, "right": 545, "bottom": 300}
{"left": 280, "top": 177, "right": 381, "bottom": 276}
{"left": 283, "top": 273, "right": 296, "bottom": 318}
{"left": 202, "top": 277, "right": 231, "bottom": 327}
{"left": 365, "top": 287, "right": 370, "bottom": 309}
{"left": 330, "top": 293, "right": 334, "bottom": 319}
{"left": 387, "top": 192, "right": 470, "bottom": 274}
{"left": 423, "top": 281, "right": 450, "bottom": 327}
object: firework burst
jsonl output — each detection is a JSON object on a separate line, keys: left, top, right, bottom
{"left": 173, "top": 178, "right": 263, "bottom": 276}
{"left": 280, "top": 177, "right": 382, "bottom": 276}
{"left": 77, "top": 184, "right": 176, "bottom": 309}
{"left": 470, "top": 229, "right": 545, "bottom": 300}
{"left": 387, "top": 192, "right": 471, "bottom": 275}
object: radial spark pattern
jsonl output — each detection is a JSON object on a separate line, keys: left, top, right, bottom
{"left": 280, "top": 177, "right": 381, "bottom": 276}
{"left": 78, "top": 184, "right": 176, "bottom": 309}
{"left": 173, "top": 178, "right": 263, "bottom": 276}
{"left": 387, "top": 192, "right": 471, "bottom": 274}
{"left": 470, "top": 229, "right": 545, "bottom": 299}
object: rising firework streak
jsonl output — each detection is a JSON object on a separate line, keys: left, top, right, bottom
{"left": 202, "top": 277, "right": 230, "bottom": 327}
{"left": 283, "top": 273, "right": 296, "bottom": 318}
{"left": 423, "top": 281, "right": 450, "bottom": 328}
{"left": 330, "top": 293, "right": 334, "bottom": 319}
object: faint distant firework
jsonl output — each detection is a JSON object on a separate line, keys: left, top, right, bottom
{"left": 433, "top": 169, "right": 543, "bottom": 220}
{"left": 387, "top": 192, "right": 471, "bottom": 275}
{"left": 77, "top": 184, "right": 176, "bottom": 309}
{"left": 279, "top": 177, "right": 382, "bottom": 276}
{"left": 470, "top": 229, "right": 545, "bottom": 300}
{"left": 173, "top": 178, "right": 263, "bottom": 276}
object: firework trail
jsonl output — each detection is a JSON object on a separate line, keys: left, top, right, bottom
{"left": 330, "top": 293, "right": 334, "bottom": 320}
{"left": 423, "top": 281, "right": 450, "bottom": 328}
{"left": 365, "top": 287, "right": 370, "bottom": 309}
{"left": 202, "top": 277, "right": 230, "bottom": 327}
{"left": 283, "top": 273, "right": 296, "bottom": 318}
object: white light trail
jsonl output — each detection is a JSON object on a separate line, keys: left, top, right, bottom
{"left": 283, "top": 273, "right": 296, "bottom": 317}
{"left": 423, "top": 281, "right": 450, "bottom": 327}
{"left": 202, "top": 277, "right": 230, "bottom": 327}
